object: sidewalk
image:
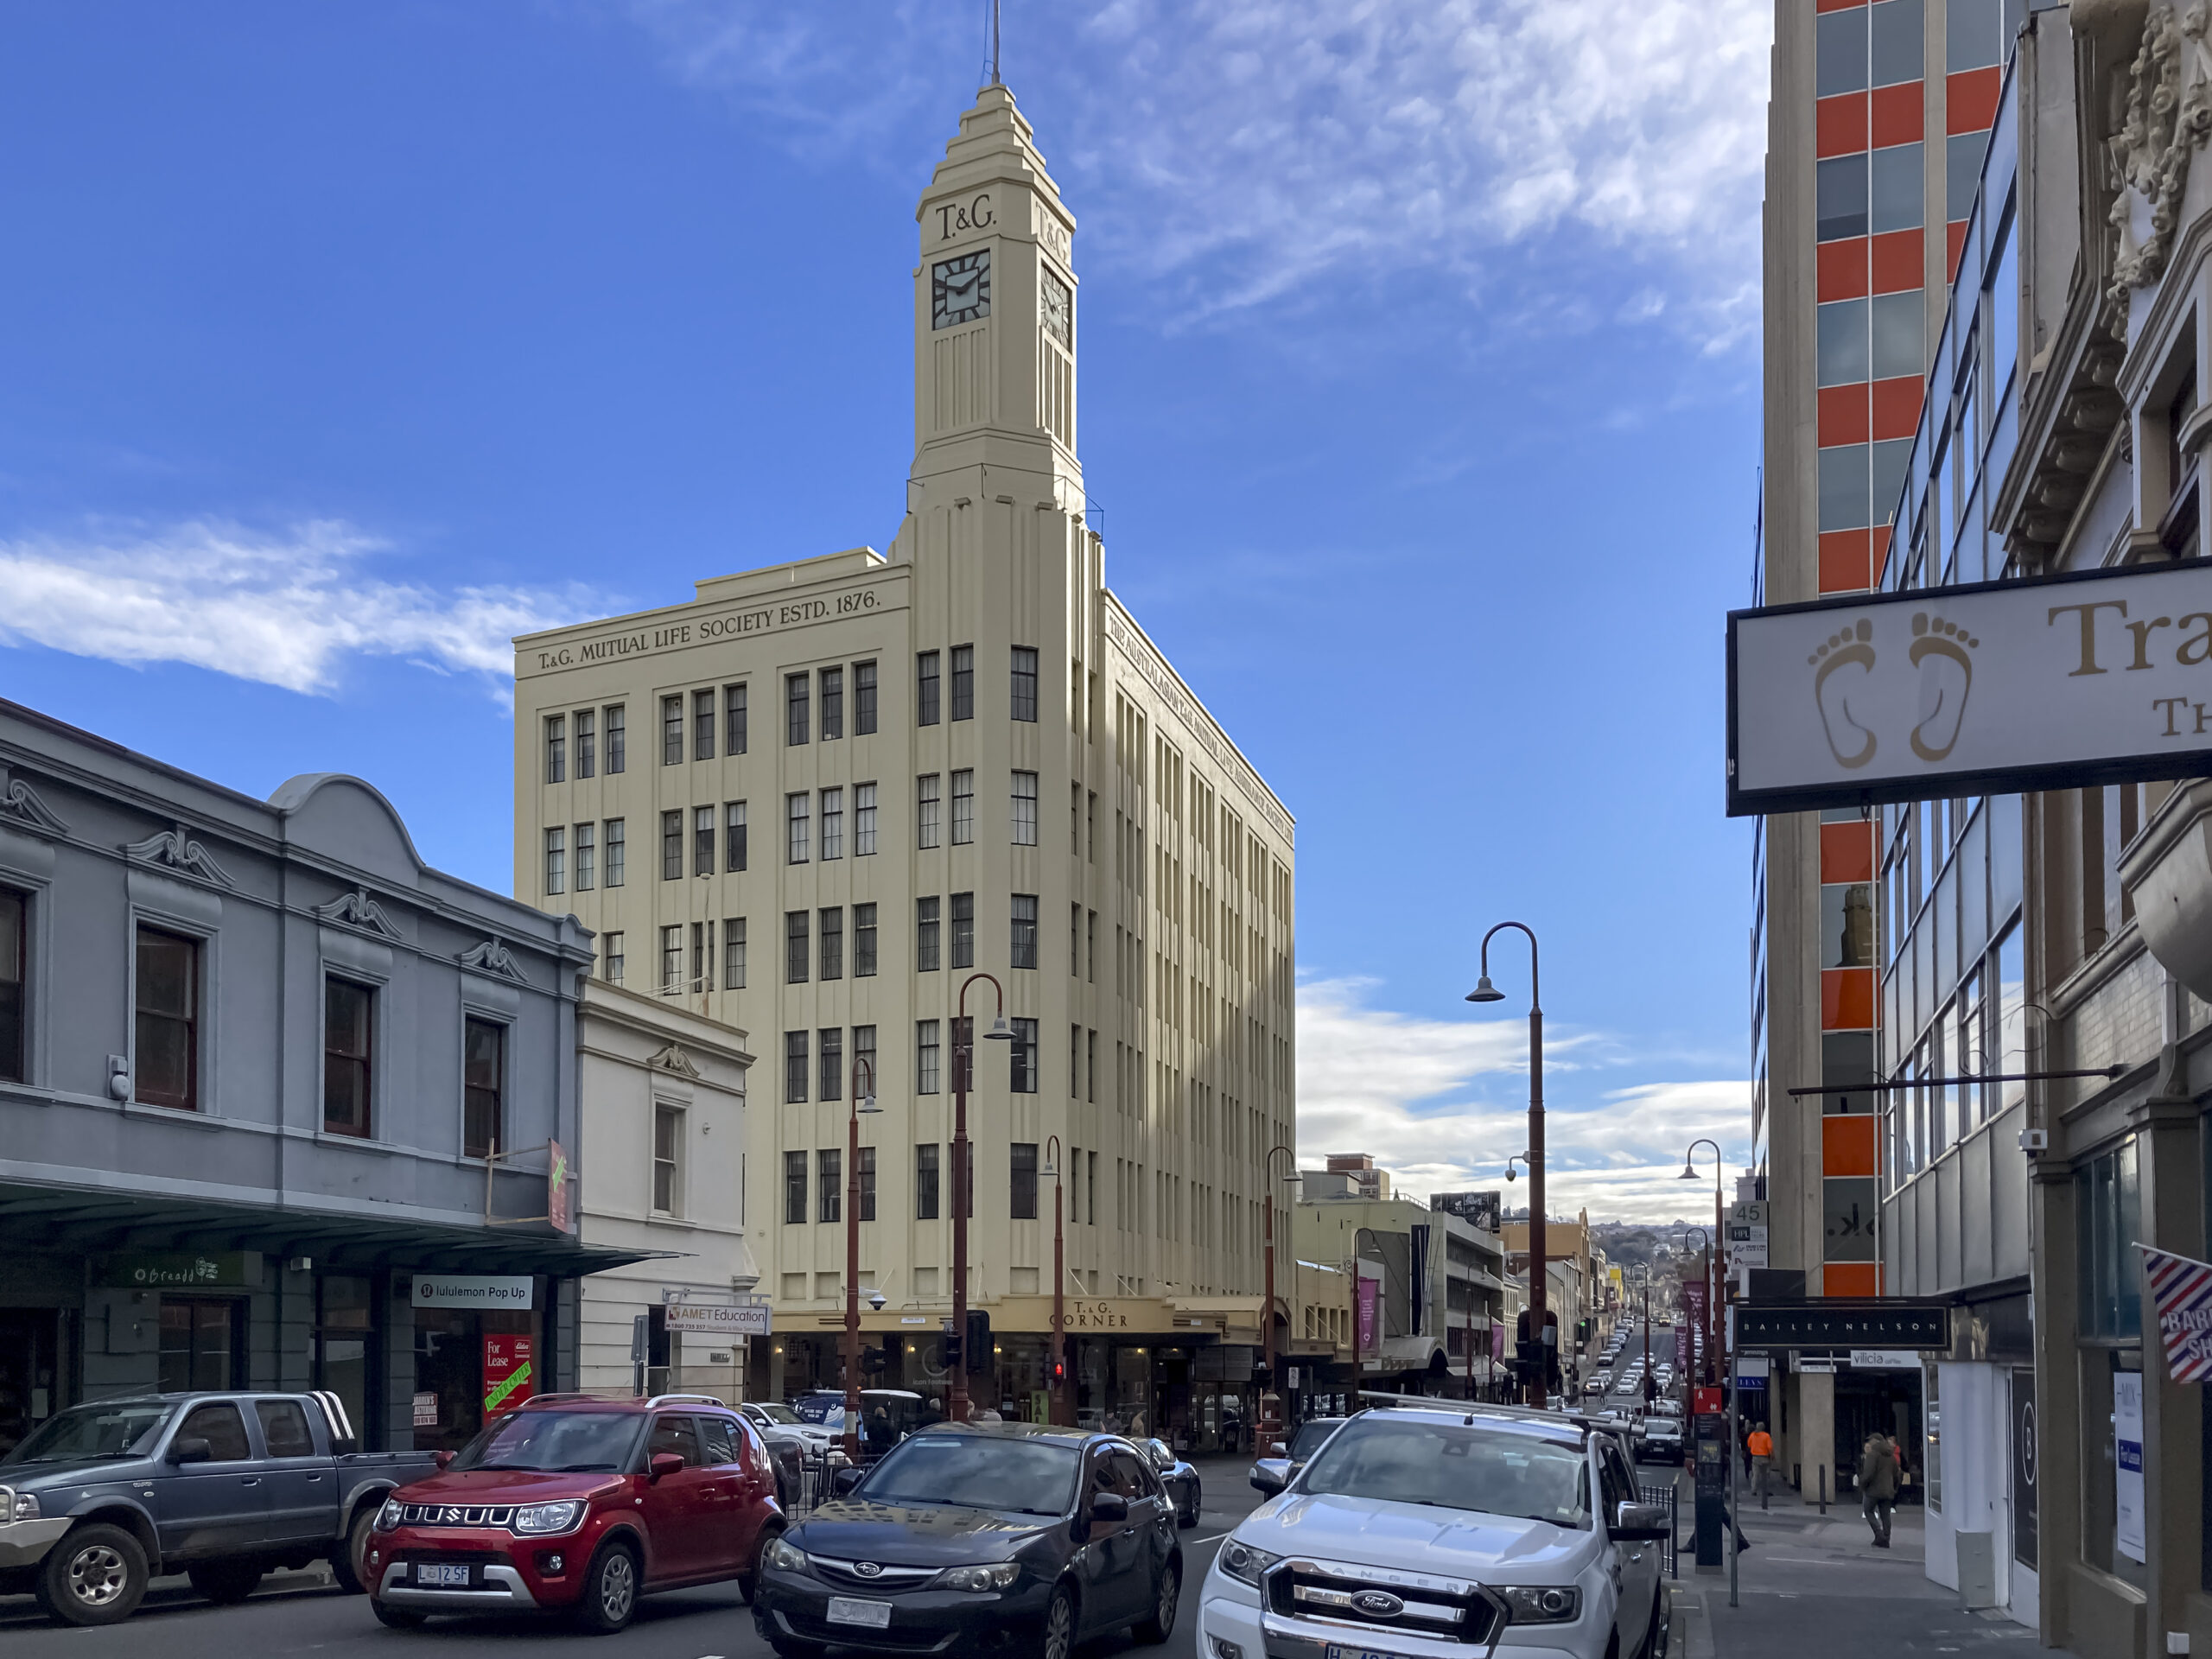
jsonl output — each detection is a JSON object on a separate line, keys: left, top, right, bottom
{"left": 1669, "top": 1476, "right": 2071, "bottom": 1659}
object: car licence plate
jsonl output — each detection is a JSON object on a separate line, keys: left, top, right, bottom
{"left": 1325, "top": 1647, "right": 1417, "bottom": 1659}
{"left": 827, "top": 1597, "right": 894, "bottom": 1629}
{"left": 415, "top": 1563, "right": 472, "bottom": 1587}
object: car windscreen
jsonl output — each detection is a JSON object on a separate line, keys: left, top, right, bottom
{"left": 2, "top": 1400, "right": 177, "bottom": 1465}
{"left": 856, "top": 1434, "right": 1079, "bottom": 1516}
{"left": 750, "top": 1403, "right": 802, "bottom": 1425}
{"left": 1300, "top": 1419, "right": 1591, "bottom": 1529}
{"left": 449, "top": 1410, "right": 645, "bottom": 1473}
{"left": 1287, "top": 1420, "right": 1341, "bottom": 1460}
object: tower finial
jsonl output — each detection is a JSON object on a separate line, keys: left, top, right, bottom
{"left": 987, "top": 0, "right": 1002, "bottom": 86}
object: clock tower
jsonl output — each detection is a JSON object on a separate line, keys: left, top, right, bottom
{"left": 910, "top": 84, "right": 1080, "bottom": 512}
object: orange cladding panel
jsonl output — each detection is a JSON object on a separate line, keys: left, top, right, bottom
{"left": 1822, "top": 968, "right": 1876, "bottom": 1030}
{"left": 1824, "top": 1263, "right": 1883, "bottom": 1296}
{"left": 1869, "top": 83, "right": 1923, "bottom": 147}
{"left": 1818, "top": 531, "right": 1872, "bottom": 594}
{"left": 1869, "top": 229, "right": 1923, "bottom": 294}
{"left": 1820, "top": 820, "right": 1875, "bottom": 884}
{"left": 1818, "top": 93, "right": 1870, "bottom": 157}
{"left": 1819, "top": 385, "right": 1872, "bottom": 447}
{"left": 1823, "top": 1115, "right": 1878, "bottom": 1178}
{"left": 1818, "top": 238, "right": 1870, "bottom": 302}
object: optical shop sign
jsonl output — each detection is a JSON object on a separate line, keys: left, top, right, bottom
{"left": 1727, "top": 560, "right": 2212, "bottom": 816}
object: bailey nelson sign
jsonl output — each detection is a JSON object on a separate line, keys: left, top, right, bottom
{"left": 1727, "top": 560, "right": 2212, "bottom": 815}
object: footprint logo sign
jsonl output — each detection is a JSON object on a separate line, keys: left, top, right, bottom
{"left": 1810, "top": 618, "right": 1878, "bottom": 768}
{"left": 1907, "top": 612, "right": 1977, "bottom": 761}
{"left": 1807, "top": 612, "right": 1977, "bottom": 771}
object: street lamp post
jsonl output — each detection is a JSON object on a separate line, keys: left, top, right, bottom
{"left": 1674, "top": 1227, "right": 1709, "bottom": 1389}
{"left": 1680, "top": 1139, "right": 1726, "bottom": 1386}
{"left": 842, "top": 1056, "right": 882, "bottom": 1464}
{"left": 950, "top": 971, "right": 1014, "bottom": 1425}
{"left": 1262, "top": 1145, "right": 1295, "bottom": 1441}
{"left": 1044, "top": 1135, "right": 1069, "bottom": 1425}
{"left": 1468, "top": 924, "right": 1544, "bottom": 1405}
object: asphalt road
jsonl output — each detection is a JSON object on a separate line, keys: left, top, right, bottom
{"left": 0, "top": 1457, "right": 1269, "bottom": 1659}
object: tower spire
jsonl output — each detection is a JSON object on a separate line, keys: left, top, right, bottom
{"left": 987, "top": 0, "right": 1001, "bottom": 86}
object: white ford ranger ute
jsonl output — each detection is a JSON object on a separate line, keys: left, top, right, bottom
{"left": 1199, "top": 1404, "right": 1670, "bottom": 1659}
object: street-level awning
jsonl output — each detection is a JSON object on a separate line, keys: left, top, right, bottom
{"left": 0, "top": 1177, "right": 677, "bottom": 1277}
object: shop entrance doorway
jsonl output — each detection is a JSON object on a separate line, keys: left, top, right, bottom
{"left": 0, "top": 1308, "right": 60, "bottom": 1456}
{"left": 159, "top": 1297, "right": 244, "bottom": 1392}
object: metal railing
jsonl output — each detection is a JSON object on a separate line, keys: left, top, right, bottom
{"left": 1640, "top": 1480, "right": 1680, "bottom": 1579}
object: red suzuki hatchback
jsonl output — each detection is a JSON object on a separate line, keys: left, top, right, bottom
{"left": 365, "top": 1393, "right": 784, "bottom": 1633}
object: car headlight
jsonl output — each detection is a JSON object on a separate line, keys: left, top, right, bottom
{"left": 933, "top": 1561, "right": 1020, "bottom": 1592}
{"left": 375, "top": 1498, "right": 404, "bottom": 1532}
{"left": 2, "top": 1489, "right": 37, "bottom": 1522}
{"left": 512, "top": 1501, "right": 585, "bottom": 1535}
{"left": 764, "top": 1535, "right": 810, "bottom": 1575}
{"left": 1217, "top": 1540, "right": 1280, "bottom": 1587}
{"left": 1498, "top": 1585, "right": 1582, "bottom": 1624}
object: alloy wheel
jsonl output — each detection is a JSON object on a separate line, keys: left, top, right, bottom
{"left": 67, "top": 1544, "right": 128, "bottom": 1607}
{"left": 1042, "top": 1590, "right": 1075, "bottom": 1659}
{"left": 1156, "top": 1566, "right": 1179, "bottom": 1631}
{"left": 599, "top": 1552, "right": 635, "bottom": 1622}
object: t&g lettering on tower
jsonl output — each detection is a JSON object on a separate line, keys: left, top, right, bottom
{"left": 936, "top": 193, "right": 994, "bottom": 239}
{"left": 1727, "top": 559, "right": 2212, "bottom": 815}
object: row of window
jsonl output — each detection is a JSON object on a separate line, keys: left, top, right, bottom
{"left": 543, "top": 705, "right": 627, "bottom": 784}
{"left": 779, "top": 664, "right": 874, "bottom": 747}
{"left": 780, "top": 1141, "right": 1101, "bottom": 1224}
{"left": 779, "top": 1018, "right": 1042, "bottom": 1103}
{"left": 544, "top": 819, "right": 625, "bottom": 894}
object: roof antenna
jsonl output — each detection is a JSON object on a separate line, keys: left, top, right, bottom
{"left": 987, "top": 0, "right": 1002, "bottom": 86}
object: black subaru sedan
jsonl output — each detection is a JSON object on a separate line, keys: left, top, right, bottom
{"left": 753, "top": 1422, "right": 1181, "bottom": 1659}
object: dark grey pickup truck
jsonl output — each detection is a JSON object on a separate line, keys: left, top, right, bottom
{"left": 0, "top": 1389, "right": 440, "bottom": 1625}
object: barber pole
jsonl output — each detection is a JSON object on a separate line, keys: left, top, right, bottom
{"left": 2138, "top": 1243, "right": 2212, "bottom": 1383}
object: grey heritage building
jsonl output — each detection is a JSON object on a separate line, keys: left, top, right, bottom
{"left": 0, "top": 696, "right": 646, "bottom": 1452}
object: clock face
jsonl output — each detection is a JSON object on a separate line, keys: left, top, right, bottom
{"left": 931, "top": 250, "right": 990, "bottom": 330}
{"left": 1039, "top": 269, "right": 1072, "bottom": 351}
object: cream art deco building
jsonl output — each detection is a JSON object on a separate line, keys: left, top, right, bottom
{"left": 512, "top": 85, "right": 1297, "bottom": 1444}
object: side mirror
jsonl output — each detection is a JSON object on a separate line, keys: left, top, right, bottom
{"left": 831, "top": 1466, "right": 866, "bottom": 1496}
{"left": 167, "top": 1436, "right": 212, "bottom": 1465}
{"left": 433, "top": 1450, "right": 454, "bottom": 1471}
{"left": 1146, "top": 1441, "right": 1174, "bottom": 1470}
{"left": 1269, "top": 1441, "right": 1287, "bottom": 1456}
{"left": 1249, "top": 1465, "right": 1286, "bottom": 1497}
{"left": 1090, "top": 1491, "right": 1130, "bottom": 1523}
{"left": 1614, "top": 1500, "right": 1669, "bottom": 1541}
{"left": 649, "top": 1452, "right": 685, "bottom": 1480}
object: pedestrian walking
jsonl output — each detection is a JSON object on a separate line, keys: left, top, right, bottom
{"left": 1858, "top": 1431, "right": 1899, "bottom": 1547}
{"left": 1746, "top": 1422, "right": 1774, "bottom": 1502}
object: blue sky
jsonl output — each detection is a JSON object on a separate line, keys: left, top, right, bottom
{"left": 0, "top": 1, "right": 1769, "bottom": 1221}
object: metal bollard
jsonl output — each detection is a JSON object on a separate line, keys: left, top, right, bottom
{"left": 1818, "top": 1464, "right": 1827, "bottom": 1515}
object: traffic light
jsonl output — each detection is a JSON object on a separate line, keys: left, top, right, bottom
{"left": 965, "top": 1310, "right": 992, "bottom": 1375}
{"left": 862, "top": 1344, "right": 889, "bottom": 1377}
{"left": 1050, "top": 1352, "right": 1068, "bottom": 1387}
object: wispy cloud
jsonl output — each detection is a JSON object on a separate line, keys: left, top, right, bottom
{"left": 620, "top": 0, "right": 1769, "bottom": 339}
{"left": 0, "top": 519, "right": 602, "bottom": 697}
{"left": 1296, "top": 976, "right": 1753, "bottom": 1224}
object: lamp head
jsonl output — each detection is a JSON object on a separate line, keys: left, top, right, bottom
{"left": 1677, "top": 1160, "right": 1698, "bottom": 1181}
{"left": 1465, "top": 976, "right": 1503, "bottom": 1004}
{"left": 985, "top": 1014, "right": 1014, "bottom": 1041}
{"left": 858, "top": 1094, "right": 881, "bottom": 1115}
{"left": 1041, "top": 1155, "right": 1058, "bottom": 1178}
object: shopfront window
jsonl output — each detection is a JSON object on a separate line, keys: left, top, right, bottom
{"left": 411, "top": 1289, "right": 539, "bottom": 1453}
{"left": 315, "top": 1275, "right": 376, "bottom": 1447}
{"left": 159, "top": 1297, "right": 241, "bottom": 1392}
{"left": 2076, "top": 1138, "right": 2143, "bottom": 1339}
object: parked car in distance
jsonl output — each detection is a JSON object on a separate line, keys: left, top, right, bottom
{"left": 1141, "top": 1439, "right": 1201, "bottom": 1528}
{"left": 365, "top": 1392, "right": 783, "bottom": 1634}
{"left": 790, "top": 1389, "right": 930, "bottom": 1457}
{"left": 0, "top": 1390, "right": 433, "bottom": 1626}
{"left": 1249, "top": 1416, "right": 1346, "bottom": 1497}
{"left": 753, "top": 1421, "right": 1182, "bottom": 1658}
{"left": 739, "top": 1402, "right": 813, "bottom": 1503}
{"left": 1201, "top": 1405, "right": 1670, "bottom": 1659}
{"left": 1636, "top": 1414, "right": 1684, "bottom": 1463}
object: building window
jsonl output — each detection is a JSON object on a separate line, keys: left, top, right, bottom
{"left": 951, "top": 892, "right": 975, "bottom": 969}
{"left": 662, "top": 695, "right": 683, "bottom": 766}
{"left": 603, "top": 931, "right": 625, "bottom": 984}
{"left": 661, "top": 810, "right": 683, "bottom": 880}
{"left": 918, "top": 773, "right": 942, "bottom": 848}
{"left": 690, "top": 920, "right": 711, "bottom": 988}
{"left": 134, "top": 925, "right": 198, "bottom": 1110}
{"left": 725, "top": 683, "right": 748, "bottom": 754}
{"left": 951, "top": 645, "right": 975, "bottom": 720}
{"left": 605, "top": 817, "right": 626, "bottom": 887}
{"left": 855, "top": 661, "right": 878, "bottom": 734}
{"left": 786, "top": 672, "right": 810, "bottom": 745}
{"left": 855, "top": 783, "right": 877, "bottom": 855}
{"left": 653, "top": 1106, "right": 681, "bottom": 1215}
{"left": 785, "top": 911, "right": 809, "bottom": 983}
{"left": 820, "top": 1027, "right": 844, "bottom": 1103}
{"left": 605, "top": 703, "right": 626, "bottom": 772}
{"left": 1011, "top": 647, "right": 1038, "bottom": 721}
{"left": 722, "top": 800, "right": 747, "bottom": 872}
{"left": 1011, "top": 1141, "right": 1039, "bottom": 1218}
{"left": 820, "top": 907, "right": 844, "bottom": 981}
{"left": 786, "top": 793, "right": 810, "bottom": 863}
{"left": 918, "top": 1020, "right": 941, "bottom": 1095}
{"left": 858, "top": 1145, "right": 877, "bottom": 1222}
{"left": 544, "top": 828, "right": 565, "bottom": 895}
{"left": 821, "top": 787, "right": 844, "bottom": 860}
{"left": 723, "top": 918, "right": 746, "bottom": 989}
{"left": 785, "top": 1033, "right": 808, "bottom": 1105}
{"left": 855, "top": 903, "right": 878, "bottom": 977}
{"left": 784, "top": 1147, "right": 808, "bottom": 1221}
{"left": 918, "top": 651, "right": 940, "bottom": 726}
{"left": 2077, "top": 1136, "right": 2144, "bottom": 1339}
{"left": 694, "top": 688, "right": 716, "bottom": 760}
{"left": 916, "top": 1142, "right": 941, "bottom": 1217}
{"left": 821, "top": 667, "right": 843, "bottom": 741}
{"left": 1011, "top": 893, "right": 1039, "bottom": 969}
{"left": 323, "top": 976, "right": 373, "bottom": 1137}
{"left": 575, "top": 822, "right": 595, "bottom": 891}
{"left": 464, "top": 1016, "right": 505, "bottom": 1157}
{"left": 544, "top": 714, "right": 567, "bottom": 784}
{"left": 575, "top": 709, "right": 595, "bottom": 778}
{"left": 659, "top": 925, "right": 682, "bottom": 991}
{"left": 1011, "top": 771, "right": 1038, "bottom": 845}
{"left": 952, "top": 770, "right": 975, "bottom": 844}
{"left": 917, "top": 897, "right": 941, "bottom": 972}
{"left": 1011, "top": 1017, "right": 1039, "bottom": 1093}
{"left": 694, "top": 805, "right": 715, "bottom": 876}
{"left": 855, "top": 1023, "right": 877, "bottom": 1097}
